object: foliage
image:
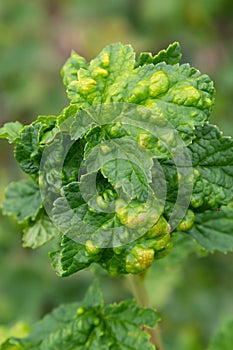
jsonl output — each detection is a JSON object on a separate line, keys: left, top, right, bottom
{"left": 0, "top": 281, "right": 158, "bottom": 350}
{"left": 0, "top": 42, "right": 233, "bottom": 349}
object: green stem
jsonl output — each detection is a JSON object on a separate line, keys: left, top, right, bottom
{"left": 127, "top": 274, "right": 165, "bottom": 350}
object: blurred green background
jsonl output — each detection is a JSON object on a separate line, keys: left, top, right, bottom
{"left": 0, "top": 1, "right": 233, "bottom": 349}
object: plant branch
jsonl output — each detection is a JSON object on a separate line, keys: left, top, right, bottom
{"left": 127, "top": 274, "right": 165, "bottom": 350}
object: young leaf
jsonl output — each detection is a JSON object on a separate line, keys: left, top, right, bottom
{"left": 188, "top": 205, "right": 233, "bottom": 253}
{"left": 61, "top": 50, "right": 88, "bottom": 88}
{"left": 1, "top": 179, "right": 42, "bottom": 224}
{"left": 0, "top": 121, "right": 23, "bottom": 143}
{"left": 83, "top": 137, "right": 154, "bottom": 201}
{"left": 63, "top": 42, "right": 215, "bottom": 141}
{"left": 0, "top": 282, "right": 159, "bottom": 350}
{"left": 14, "top": 124, "right": 42, "bottom": 174}
{"left": 22, "top": 213, "right": 58, "bottom": 249}
{"left": 66, "top": 42, "right": 136, "bottom": 106}
{"left": 14, "top": 116, "right": 57, "bottom": 174}
{"left": 62, "top": 139, "right": 85, "bottom": 185}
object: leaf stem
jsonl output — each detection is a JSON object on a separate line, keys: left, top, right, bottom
{"left": 127, "top": 273, "right": 165, "bottom": 350}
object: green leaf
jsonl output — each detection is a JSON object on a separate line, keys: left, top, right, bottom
{"left": 61, "top": 50, "right": 88, "bottom": 88}
{"left": 1, "top": 282, "right": 159, "bottom": 350}
{"left": 52, "top": 181, "right": 134, "bottom": 248}
{"left": 0, "top": 121, "right": 24, "bottom": 143}
{"left": 65, "top": 42, "right": 135, "bottom": 106}
{"left": 62, "top": 138, "right": 85, "bottom": 185}
{"left": 34, "top": 115, "right": 58, "bottom": 144}
{"left": 103, "top": 299, "right": 158, "bottom": 349}
{"left": 188, "top": 205, "right": 233, "bottom": 253}
{"left": 83, "top": 137, "right": 154, "bottom": 201}
{"left": 208, "top": 318, "right": 233, "bottom": 350}
{"left": 1, "top": 179, "right": 42, "bottom": 224}
{"left": 137, "top": 42, "right": 182, "bottom": 67}
{"left": 49, "top": 221, "right": 173, "bottom": 277}
{"left": 2, "top": 42, "right": 231, "bottom": 278}
{"left": 69, "top": 108, "right": 97, "bottom": 140}
{"left": 127, "top": 62, "right": 215, "bottom": 137}
{"left": 63, "top": 42, "right": 215, "bottom": 141}
{"left": 102, "top": 158, "right": 149, "bottom": 201}
{"left": 49, "top": 235, "right": 102, "bottom": 277}
{"left": 189, "top": 123, "right": 233, "bottom": 209}
{"left": 14, "top": 124, "right": 42, "bottom": 174}
{"left": 14, "top": 116, "right": 57, "bottom": 174}
{"left": 22, "top": 213, "right": 58, "bottom": 249}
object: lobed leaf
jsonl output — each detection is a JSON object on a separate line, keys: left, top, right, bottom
{"left": 62, "top": 43, "right": 215, "bottom": 143}
{"left": 22, "top": 213, "right": 58, "bottom": 249}
{"left": 0, "top": 282, "right": 159, "bottom": 350}
{"left": 14, "top": 124, "right": 42, "bottom": 174}
{"left": 49, "top": 235, "right": 101, "bottom": 277}
{"left": 82, "top": 137, "right": 154, "bottom": 201}
{"left": 1, "top": 179, "right": 42, "bottom": 224}
{"left": 188, "top": 205, "right": 233, "bottom": 253}
{"left": 66, "top": 43, "right": 135, "bottom": 106}
{"left": 52, "top": 181, "right": 120, "bottom": 248}
{"left": 49, "top": 222, "right": 172, "bottom": 277}
{"left": 189, "top": 123, "right": 233, "bottom": 209}
{"left": 0, "top": 121, "right": 23, "bottom": 143}
{"left": 14, "top": 115, "right": 57, "bottom": 174}
{"left": 61, "top": 50, "right": 88, "bottom": 88}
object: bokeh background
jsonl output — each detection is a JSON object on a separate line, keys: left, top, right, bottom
{"left": 0, "top": 1, "right": 233, "bottom": 349}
